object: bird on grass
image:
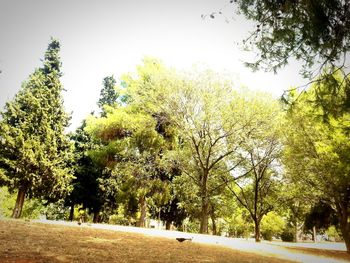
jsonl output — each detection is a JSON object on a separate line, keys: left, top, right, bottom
{"left": 176, "top": 237, "right": 193, "bottom": 242}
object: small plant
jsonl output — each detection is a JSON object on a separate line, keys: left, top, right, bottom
{"left": 261, "top": 212, "right": 285, "bottom": 241}
{"left": 325, "top": 226, "right": 341, "bottom": 242}
{"left": 281, "top": 229, "right": 294, "bottom": 242}
{"left": 109, "top": 214, "right": 130, "bottom": 225}
{"left": 261, "top": 231, "right": 273, "bottom": 241}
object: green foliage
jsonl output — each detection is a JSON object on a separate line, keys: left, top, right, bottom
{"left": 283, "top": 74, "right": 350, "bottom": 250}
{"left": 304, "top": 200, "right": 338, "bottom": 232}
{"left": 108, "top": 207, "right": 132, "bottom": 225}
{"left": 0, "top": 38, "right": 74, "bottom": 217}
{"left": 183, "top": 218, "right": 200, "bottom": 233}
{"left": 281, "top": 228, "right": 294, "bottom": 242}
{"left": 86, "top": 73, "right": 174, "bottom": 224}
{"left": 232, "top": 0, "right": 350, "bottom": 79}
{"left": 0, "top": 187, "right": 44, "bottom": 219}
{"left": 325, "top": 226, "right": 341, "bottom": 242}
{"left": 261, "top": 212, "right": 285, "bottom": 241}
{"left": 224, "top": 92, "right": 284, "bottom": 241}
{"left": 97, "top": 76, "right": 120, "bottom": 116}
{"left": 44, "top": 199, "right": 70, "bottom": 220}
{"left": 224, "top": 207, "right": 254, "bottom": 238}
{"left": 66, "top": 121, "right": 104, "bottom": 220}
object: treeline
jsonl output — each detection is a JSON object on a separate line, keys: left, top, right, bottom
{"left": 0, "top": 39, "right": 349, "bottom": 252}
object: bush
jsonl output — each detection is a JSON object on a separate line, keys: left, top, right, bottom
{"left": 281, "top": 229, "right": 294, "bottom": 242}
{"left": 109, "top": 214, "right": 130, "bottom": 225}
{"left": 325, "top": 226, "right": 341, "bottom": 242}
{"left": 262, "top": 231, "right": 273, "bottom": 241}
{"left": 44, "top": 199, "right": 70, "bottom": 220}
{"left": 261, "top": 212, "right": 285, "bottom": 241}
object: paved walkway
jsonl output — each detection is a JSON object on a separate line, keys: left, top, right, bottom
{"left": 33, "top": 220, "right": 348, "bottom": 263}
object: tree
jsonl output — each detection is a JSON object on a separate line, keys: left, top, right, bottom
{"left": 0, "top": 38, "right": 73, "bottom": 218}
{"left": 228, "top": 1, "right": 350, "bottom": 78}
{"left": 223, "top": 94, "right": 284, "bottom": 242}
{"left": 66, "top": 121, "right": 104, "bottom": 222}
{"left": 65, "top": 75, "right": 121, "bottom": 222}
{"left": 279, "top": 182, "right": 312, "bottom": 242}
{"left": 148, "top": 150, "right": 187, "bottom": 230}
{"left": 155, "top": 71, "right": 265, "bottom": 234}
{"left": 304, "top": 200, "right": 338, "bottom": 241}
{"left": 207, "top": 1, "right": 350, "bottom": 113}
{"left": 86, "top": 105, "right": 169, "bottom": 226}
{"left": 284, "top": 75, "right": 350, "bottom": 253}
{"left": 261, "top": 211, "right": 285, "bottom": 241}
{"left": 97, "top": 76, "right": 119, "bottom": 116}
{"left": 127, "top": 61, "right": 279, "bottom": 234}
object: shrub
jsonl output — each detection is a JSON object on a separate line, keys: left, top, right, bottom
{"left": 262, "top": 231, "right": 273, "bottom": 241}
{"left": 109, "top": 214, "right": 130, "bottom": 225}
{"left": 325, "top": 226, "right": 341, "bottom": 241}
{"left": 281, "top": 229, "right": 294, "bottom": 242}
{"left": 261, "top": 212, "right": 285, "bottom": 241}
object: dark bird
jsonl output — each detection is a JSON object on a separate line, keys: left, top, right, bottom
{"left": 176, "top": 237, "right": 193, "bottom": 242}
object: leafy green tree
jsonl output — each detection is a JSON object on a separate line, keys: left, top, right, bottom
{"left": 148, "top": 152, "right": 187, "bottom": 230}
{"left": 86, "top": 105, "right": 168, "bottom": 226}
{"left": 125, "top": 60, "right": 280, "bottom": 234}
{"left": 224, "top": 206, "right": 254, "bottom": 238}
{"left": 304, "top": 200, "right": 338, "bottom": 240}
{"left": 229, "top": 1, "right": 350, "bottom": 79}
{"left": 284, "top": 76, "right": 350, "bottom": 253}
{"left": 97, "top": 76, "right": 120, "bottom": 116}
{"left": 66, "top": 121, "right": 104, "bottom": 222}
{"left": 261, "top": 211, "right": 285, "bottom": 241}
{"left": 206, "top": 1, "right": 350, "bottom": 114}
{"left": 223, "top": 94, "right": 284, "bottom": 242}
{"left": 0, "top": 38, "right": 73, "bottom": 218}
{"left": 90, "top": 58, "right": 185, "bottom": 228}
{"left": 159, "top": 74, "right": 260, "bottom": 234}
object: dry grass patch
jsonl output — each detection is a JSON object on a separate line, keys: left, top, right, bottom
{"left": 0, "top": 219, "right": 294, "bottom": 263}
{"left": 284, "top": 246, "right": 350, "bottom": 262}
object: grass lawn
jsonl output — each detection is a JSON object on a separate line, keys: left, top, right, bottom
{"left": 0, "top": 219, "right": 294, "bottom": 263}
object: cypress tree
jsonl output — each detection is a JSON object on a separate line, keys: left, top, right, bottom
{"left": 0, "top": 38, "right": 74, "bottom": 218}
{"left": 97, "top": 76, "right": 119, "bottom": 116}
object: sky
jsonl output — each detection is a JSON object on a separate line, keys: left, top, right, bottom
{"left": 0, "top": 0, "right": 306, "bottom": 131}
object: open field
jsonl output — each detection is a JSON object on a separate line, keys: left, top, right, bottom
{"left": 0, "top": 219, "right": 349, "bottom": 263}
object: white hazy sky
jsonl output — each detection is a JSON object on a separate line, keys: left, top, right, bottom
{"left": 0, "top": 0, "right": 305, "bottom": 131}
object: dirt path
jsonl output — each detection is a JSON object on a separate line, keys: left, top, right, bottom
{"left": 33, "top": 219, "right": 349, "bottom": 263}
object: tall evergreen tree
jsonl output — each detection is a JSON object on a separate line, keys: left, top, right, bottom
{"left": 97, "top": 76, "right": 119, "bottom": 116}
{"left": 66, "top": 121, "right": 103, "bottom": 222}
{"left": 0, "top": 38, "right": 74, "bottom": 218}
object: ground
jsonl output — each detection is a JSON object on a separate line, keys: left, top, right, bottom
{"left": 0, "top": 219, "right": 348, "bottom": 263}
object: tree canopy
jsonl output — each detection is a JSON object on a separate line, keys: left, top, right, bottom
{"left": 283, "top": 74, "right": 350, "bottom": 251}
{"left": 230, "top": 0, "right": 350, "bottom": 78}
{"left": 0, "top": 38, "right": 74, "bottom": 218}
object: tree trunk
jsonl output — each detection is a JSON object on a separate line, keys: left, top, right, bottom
{"left": 11, "top": 187, "right": 26, "bottom": 219}
{"left": 158, "top": 209, "right": 161, "bottom": 229}
{"left": 254, "top": 218, "right": 261, "bottom": 242}
{"left": 210, "top": 209, "right": 217, "bottom": 235}
{"left": 137, "top": 197, "right": 147, "bottom": 227}
{"left": 69, "top": 204, "right": 74, "bottom": 221}
{"left": 165, "top": 220, "right": 171, "bottom": 230}
{"left": 199, "top": 171, "right": 209, "bottom": 234}
{"left": 343, "top": 226, "right": 350, "bottom": 254}
{"left": 338, "top": 205, "right": 350, "bottom": 254}
{"left": 312, "top": 226, "right": 317, "bottom": 243}
{"left": 93, "top": 211, "right": 100, "bottom": 223}
{"left": 199, "top": 197, "right": 209, "bottom": 234}
{"left": 294, "top": 219, "right": 303, "bottom": 242}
